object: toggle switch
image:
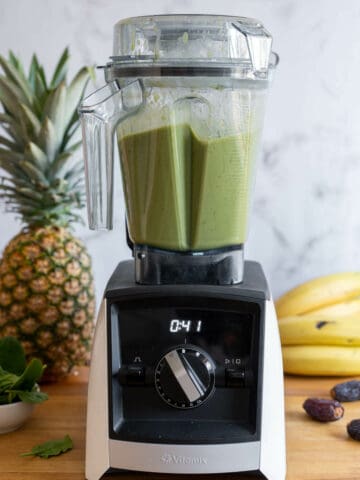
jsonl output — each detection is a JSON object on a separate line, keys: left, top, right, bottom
{"left": 118, "top": 364, "right": 146, "bottom": 386}
{"left": 225, "top": 368, "right": 246, "bottom": 387}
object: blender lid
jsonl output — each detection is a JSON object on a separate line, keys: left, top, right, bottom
{"left": 110, "top": 14, "right": 278, "bottom": 78}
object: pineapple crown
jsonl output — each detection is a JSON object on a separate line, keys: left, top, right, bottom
{"left": 0, "top": 49, "right": 92, "bottom": 228}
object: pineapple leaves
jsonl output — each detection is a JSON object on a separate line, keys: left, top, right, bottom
{"left": 28, "top": 54, "right": 40, "bottom": 90}
{"left": 66, "top": 140, "right": 82, "bottom": 153}
{"left": 0, "top": 185, "right": 44, "bottom": 203}
{"left": 38, "top": 116, "right": 57, "bottom": 162}
{"left": 0, "top": 50, "right": 91, "bottom": 227}
{"left": 25, "top": 142, "right": 48, "bottom": 171}
{"left": 19, "top": 103, "right": 41, "bottom": 137}
{"left": 8, "top": 51, "right": 26, "bottom": 79}
{"left": 33, "top": 71, "right": 48, "bottom": 114}
{"left": 0, "top": 113, "right": 13, "bottom": 124}
{"left": 63, "top": 67, "right": 90, "bottom": 130}
{"left": 19, "top": 160, "right": 49, "bottom": 186}
{"left": 3, "top": 121, "right": 29, "bottom": 149}
{"left": 0, "top": 55, "right": 33, "bottom": 105}
{"left": 0, "top": 76, "right": 28, "bottom": 120}
{"left": 48, "top": 151, "right": 71, "bottom": 178}
{"left": 0, "top": 135, "right": 18, "bottom": 150}
{"left": 43, "top": 82, "right": 67, "bottom": 149}
{"left": 0, "top": 148, "right": 24, "bottom": 165}
{"left": 50, "top": 47, "right": 69, "bottom": 88}
{"left": 0, "top": 159, "right": 27, "bottom": 179}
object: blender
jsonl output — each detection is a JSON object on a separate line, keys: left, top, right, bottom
{"left": 79, "top": 15, "right": 285, "bottom": 480}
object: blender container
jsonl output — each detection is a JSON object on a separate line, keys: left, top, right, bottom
{"left": 79, "top": 15, "right": 278, "bottom": 285}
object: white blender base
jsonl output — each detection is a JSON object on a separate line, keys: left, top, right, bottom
{"left": 85, "top": 299, "right": 286, "bottom": 479}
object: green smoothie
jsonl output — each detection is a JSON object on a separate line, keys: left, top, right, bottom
{"left": 117, "top": 124, "right": 256, "bottom": 251}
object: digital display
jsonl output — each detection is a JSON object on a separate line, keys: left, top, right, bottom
{"left": 169, "top": 319, "right": 202, "bottom": 333}
{"left": 116, "top": 297, "right": 260, "bottom": 367}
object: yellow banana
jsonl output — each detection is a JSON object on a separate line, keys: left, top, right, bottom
{"left": 275, "top": 272, "right": 360, "bottom": 318}
{"left": 282, "top": 345, "right": 360, "bottom": 376}
{"left": 298, "top": 296, "right": 360, "bottom": 318}
{"left": 279, "top": 314, "right": 360, "bottom": 346}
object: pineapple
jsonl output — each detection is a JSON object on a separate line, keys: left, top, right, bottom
{"left": 0, "top": 49, "right": 95, "bottom": 381}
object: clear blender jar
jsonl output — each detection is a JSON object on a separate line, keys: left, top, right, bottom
{"left": 79, "top": 15, "right": 278, "bottom": 284}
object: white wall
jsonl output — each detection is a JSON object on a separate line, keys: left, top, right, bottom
{"left": 1, "top": 0, "right": 360, "bottom": 302}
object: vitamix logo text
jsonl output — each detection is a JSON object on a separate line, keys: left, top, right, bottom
{"left": 161, "top": 453, "right": 208, "bottom": 465}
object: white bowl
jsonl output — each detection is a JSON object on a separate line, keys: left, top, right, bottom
{"left": 0, "top": 401, "right": 35, "bottom": 434}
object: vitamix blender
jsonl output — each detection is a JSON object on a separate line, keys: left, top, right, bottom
{"left": 79, "top": 15, "right": 285, "bottom": 480}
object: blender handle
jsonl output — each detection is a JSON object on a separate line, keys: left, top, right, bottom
{"left": 79, "top": 80, "right": 144, "bottom": 230}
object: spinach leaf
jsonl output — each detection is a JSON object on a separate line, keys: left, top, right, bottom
{"left": 0, "top": 337, "right": 47, "bottom": 404}
{"left": 21, "top": 435, "right": 73, "bottom": 458}
{"left": 0, "top": 337, "right": 26, "bottom": 375}
{"left": 0, "top": 366, "right": 18, "bottom": 392}
{"left": 12, "top": 358, "right": 45, "bottom": 391}
{"left": 0, "top": 394, "right": 9, "bottom": 405}
{"left": 17, "top": 390, "right": 49, "bottom": 403}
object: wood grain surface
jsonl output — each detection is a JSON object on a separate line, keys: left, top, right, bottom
{"left": 0, "top": 368, "right": 359, "bottom": 480}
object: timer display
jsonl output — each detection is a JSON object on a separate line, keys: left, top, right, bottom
{"left": 169, "top": 319, "right": 202, "bottom": 333}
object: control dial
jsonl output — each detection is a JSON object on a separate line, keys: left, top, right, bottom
{"left": 155, "top": 345, "right": 215, "bottom": 409}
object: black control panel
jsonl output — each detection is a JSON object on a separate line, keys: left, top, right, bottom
{"left": 108, "top": 294, "right": 264, "bottom": 445}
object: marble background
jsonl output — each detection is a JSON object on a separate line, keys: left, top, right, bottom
{"left": 1, "top": 0, "right": 360, "bottom": 303}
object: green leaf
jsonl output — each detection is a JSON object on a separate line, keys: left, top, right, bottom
{"left": 0, "top": 162, "right": 25, "bottom": 180}
{"left": 50, "top": 48, "right": 69, "bottom": 88}
{"left": 17, "top": 390, "right": 48, "bottom": 404}
{"left": 21, "top": 435, "right": 73, "bottom": 458}
{"left": 0, "top": 366, "right": 19, "bottom": 392}
{"left": 2, "top": 119, "right": 28, "bottom": 147}
{"left": 63, "top": 67, "right": 90, "bottom": 130}
{"left": 0, "top": 149, "right": 28, "bottom": 179}
{"left": 20, "top": 103, "right": 41, "bottom": 136}
{"left": 19, "top": 160, "right": 49, "bottom": 185}
{"left": 0, "top": 394, "right": 9, "bottom": 405}
{"left": 64, "top": 161, "right": 84, "bottom": 181}
{"left": 12, "top": 358, "right": 45, "bottom": 391}
{"left": 65, "top": 140, "right": 82, "bottom": 154}
{"left": 36, "top": 64, "right": 47, "bottom": 92}
{"left": 38, "top": 116, "right": 57, "bottom": 162}
{"left": 7, "top": 390, "right": 18, "bottom": 403}
{"left": 0, "top": 113, "right": 13, "bottom": 124}
{"left": 8, "top": 51, "right": 26, "bottom": 78}
{"left": 48, "top": 151, "right": 71, "bottom": 178}
{"left": 0, "top": 147, "right": 23, "bottom": 163}
{"left": 0, "top": 337, "right": 26, "bottom": 375}
{"left": 34, "top": 71, "right": 47, "bottom": 111}
{"left": 0, "top": 135, "right": 18, "bottom": 150}
{"left": 25, "top": 142, "right": 48, "bottom": 171}
{"left": 16, "top": 187, "right": 45, "bottom": 201}
{"left": 43, "top": 83, "right": 66, "bottom": 149}
{"left": 0, "top": 76, "right": 26, "bottom": 120}
{"left": 0, "top": 55, "right": 33, "bottom": 105}
{"left": 0, "top": 192, "right": 41, "bottom": 209}
{"left": 8, "top": 51, "right": 20, "bottom": 69}
{"left": 28, "top": 54, "right": 39, "bottom": 91}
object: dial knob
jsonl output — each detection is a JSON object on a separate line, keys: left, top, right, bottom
{"left": 155, "top": 345, "right": 215, "bottom": 409}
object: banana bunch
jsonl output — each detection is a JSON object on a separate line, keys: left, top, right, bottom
{"left": 275, "top": 272, "right": 360, "bottom": 376}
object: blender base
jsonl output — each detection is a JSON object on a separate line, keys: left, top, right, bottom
{"left": 85, "top": 260, "right": 286, "bottom": 479}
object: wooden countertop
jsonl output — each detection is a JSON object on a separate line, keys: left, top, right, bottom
{"left": 0, "top": 368, "right": 359, "bottom": 480}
